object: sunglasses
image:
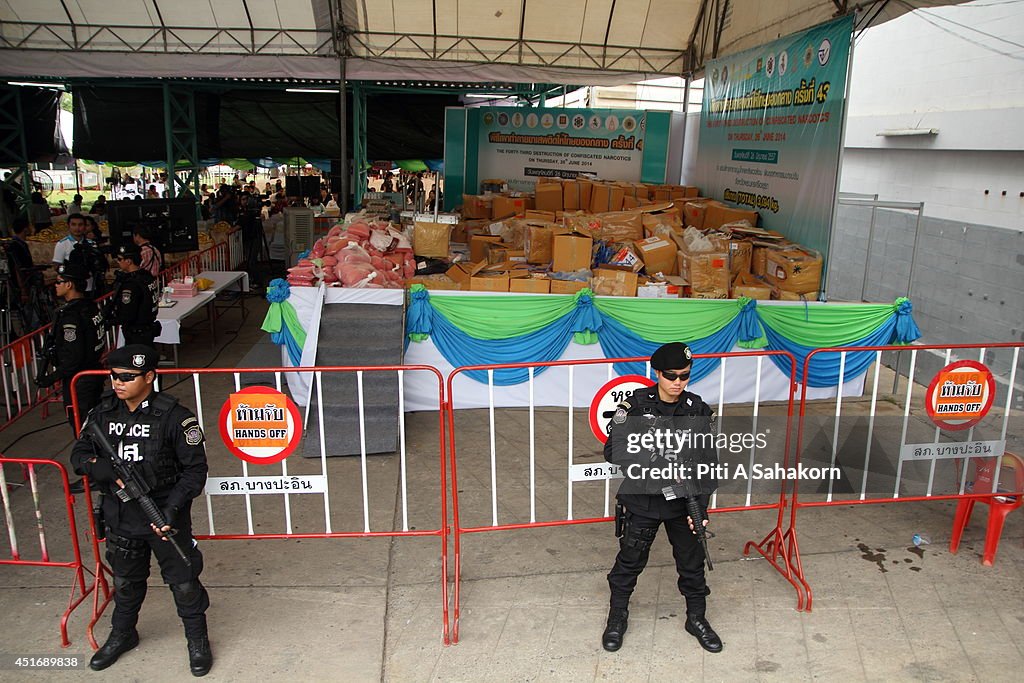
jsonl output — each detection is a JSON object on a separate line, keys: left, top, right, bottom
{"left": 110, "top": 371, "right": 145, "bottom": 382}
{"left": 660, "top": 369, "right": 691, "bottom": 381}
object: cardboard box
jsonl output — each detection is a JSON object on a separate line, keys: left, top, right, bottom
{"left": 406, "top": 274, "right": 460, "bottom": 291}
{"left": 689, "top": 288, "right": 730, "bottom": 299}
{"left": 772, "top": 287, "right": 819, "bottom": 301}
{"left": 413, "top": 221, "right": 451, "bottom": 258}
{"left": 732, "top": 272, "right": 771, "bottom": 300}
{"left": 683, "top": 201, "right": 709, "bottom": 230}
{"left": 525, "top": 209, "right": 556, "bottom": 223}
{"left": 678, "top": 250, "right": 730, "bottom": 294}
{"left": 549, "top": 279, "right": 589, "bottom": 295}
{"left": 491, "top": 195, "right": 526, "bottom": 220}
{"left": 470, "top": 273, "right": 510, "bottom": 292}
{"left": 525, "top": 224, "right": 555, "bottom": 264}
{"left": 446, "top": 261, "right": 483, "bottom": 290}
{"left": 509, "top": 276, "right": 551, "bottom": 294}
{"left": 577, "top": 179, "right": 593, "bottom": 211}
{"left": 591, "top": 266, "right": 639, "bottom": 297}
{"left": 710, "top": 236, "right": 752, "bottom": 277}
{"left": 552, "top": 233, "right": 593, "bottom": 272}
{"left": 597, "top": 210, "right": 643, "bottom": 242}
{"left": 487, "top": 243, "right": 525, "bottom": 264}
{"left": 534, "top": 182, "right": 563, "bottom": 213}
{"left": 607, "top": 242, "right": 644, "bottom": 272}
{"left": 764, "top": 247, "right": 822, "bottom": 294}
{"left": 561, "top": 179, "right": 581, "bottom": 211}
{"left": 470, "top": 235, "right": 502, "bottom": 262}
{"left": 589, "top": 184, "right": 625, "bottom": 213}
{"left": 462, "top": 194, "right": 492, "bottom": 219}
{"left": 704, "top": 202, "right": 759, "bottom": 230}
{"left": 635, "top": 236, "right": 678, "bottom": 276}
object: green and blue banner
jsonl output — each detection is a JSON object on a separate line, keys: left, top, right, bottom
{"left": 444, "top": 106, "right": 674, "bottom": 205}
{"left": 697, "top": 15, "right": 854, "bottom": 256}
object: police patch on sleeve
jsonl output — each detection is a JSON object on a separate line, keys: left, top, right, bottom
{"left": 184, "top": 425, "right": 204, "bottom": 446}
{"left": 121, "top": 290, "right": 132, "bottom": 304}
{"left": 612, "top": 408, "right": 627, "bottom": 424}
{"left": 63, "top": 324, "right": 77, "bottom": 342}
{"left": 182, "top": 416, "right": 198, "bottom": 427}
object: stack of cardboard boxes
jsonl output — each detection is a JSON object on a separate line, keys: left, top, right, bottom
{"left": 407, "top": 179, "right": 822, "bottom": 299}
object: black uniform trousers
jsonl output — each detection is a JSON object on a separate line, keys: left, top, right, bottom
{"left": 105, "top": 514, "right": 209, "bottom": 637}
{"left": 607, "top": 508, "right": 709, "bottom": 616}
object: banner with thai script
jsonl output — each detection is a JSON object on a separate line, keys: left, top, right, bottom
{"left": 473, "top": 107, "right": 672, "bottom": 193}
{"left": 697, "top": 15, "right": 854, "bottom": 256}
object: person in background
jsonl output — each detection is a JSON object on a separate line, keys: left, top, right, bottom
{"left": 53, "top": 213, "right": 89, "bottom": 267}
{"left": 90, "top": 195, "right": 108, "bottom": 216}
{"left": 133, "top": 225, "right": 163, "bottom": 278}
{"left": 147, "top": 185, "right": 160, "bottom": 199}
{"left": 29, "top": 191, "right": 52, "bottom": 230}
{"left": 35, "top": 263, "right": 105, "bottom": 453}
{"left": 7, "top": 216, "right": 34, "bottom": 272}
{"left": 106, "top": 244, "right": 159, "bottom": 347}
{"left": 66, "top": 193, "right": 84, "bottom": 216}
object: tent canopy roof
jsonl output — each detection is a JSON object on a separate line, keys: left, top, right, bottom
{"left": 0, "top": 1, "right": 963, "bottom": 85}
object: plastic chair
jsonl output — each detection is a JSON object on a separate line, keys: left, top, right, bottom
{"left": 949, "top": 452, "right": 1024, "bottom": 566}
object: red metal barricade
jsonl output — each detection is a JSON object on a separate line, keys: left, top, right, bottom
{"left": 0, "top": 457, "right": 98, "bottom": 647}
{"left": 157, "top": 240, "right": 231, "bottom": 290}
{"left": 788, "top": 342, "right": 1024, "bottom": 610}
{"left": 71, "top": 364, "right": 452, "bottom": 645}
{"left": 445, "top": 350, "right": 801, "bottom": 643}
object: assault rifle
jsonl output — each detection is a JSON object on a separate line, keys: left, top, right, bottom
{"left": 84, "top": 421, "right": 191, "bottom": 566}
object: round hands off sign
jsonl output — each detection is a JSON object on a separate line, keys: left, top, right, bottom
{"left": 589, "top": 374, "right": 654, "bottom": 444}
{"left": 925, "top": 360, "right": 996, "bottom": 431}
{"left": 219, "top": 386, "right": 302, "bottom": 464}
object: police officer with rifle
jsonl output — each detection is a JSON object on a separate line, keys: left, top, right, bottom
{"left": 35, "top": 263, "right": 105, "bottom": 449}
{"left": 601, "top": 342, "right": 723, "bottom": 654}
{"left": 105, "top": 244, "right": 160, "bottom": 347}
{"left": 70, "top": 345, "right": 213, "bottom": 676}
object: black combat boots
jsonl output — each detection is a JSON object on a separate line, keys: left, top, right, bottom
{"left": 684, "top": 614, "right": 723, "bottom": 652}
{"left": 186, "top": 635, "right": 213, "bottom": 677}
{"left": 602, "top": 607, "right": 629, "bottom": 651}
{"left": 89, "top": 629, "right": 139, "bottom": 670}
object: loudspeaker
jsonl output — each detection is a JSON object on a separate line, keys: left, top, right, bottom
{"left": 284, "top": 176, "right": 300, "bottom": 196}
{"left": 301, "top": 175, "right": 320, "bottom": 199}
{"left": 106, "top": 198, "right": 199, "bottom": 254}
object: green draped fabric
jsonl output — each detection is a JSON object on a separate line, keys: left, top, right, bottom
{"left": 594, "top": 297, "right": 746, "bottom": 342}
{"left": 261, "top": 301, "right": 307, "bottom": 348}
{"left": 428, "top": 294, "right": 579, "bottom": 339}
{"left": 754, "top": 301, "right": 901, "bottom": 347}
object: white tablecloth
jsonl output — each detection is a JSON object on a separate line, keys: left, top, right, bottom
{"left": 154, "top": 270, "right": 249, "bottom": 344}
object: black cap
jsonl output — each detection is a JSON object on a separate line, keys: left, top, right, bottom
{"left": 116, "top": 243, "right": 141, "bottom": 261}
{"left": 56, "top": 262, "right": 89, "bottom": 283}
{"left": 105, "top": 344, "right": 159, "bottom": 372}
{"left": 650, "top": 342, "right": 693, "bottom": 371}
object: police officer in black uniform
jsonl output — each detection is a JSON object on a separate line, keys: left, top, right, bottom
{"left": 601, "top": 342, "right": 723, "bottom": 654}
{"left": 35, "top": 263, "right": 105, "bottom": 440}
{"left": 70, "top": 345, "right": 213, "bottom": 676}
{"left": 106, "top": 244, "right": 160, "bottom": 346}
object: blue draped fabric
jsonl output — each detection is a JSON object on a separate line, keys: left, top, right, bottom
{"left": 597, "top": 315, "right": 744, "bottom": 383}
{"left": 762, "top": 315, "right": 900, "bottom": 387}
{"left": 272, "top": 330, "right": 304, "bottom": 366}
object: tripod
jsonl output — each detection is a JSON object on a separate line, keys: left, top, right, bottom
{"left": 242, "top": 216, "right": 271, "bottom": 292}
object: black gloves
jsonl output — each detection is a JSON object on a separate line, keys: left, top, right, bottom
{"left": 35, "top": 372, "right": 57, "bottom": 388}
{"left": 87, "top": 457, "right": 117, "bottom": 484}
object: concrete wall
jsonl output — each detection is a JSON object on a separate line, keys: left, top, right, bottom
{"left": 827, "top": 204, "right": 1024, "bottom": 379}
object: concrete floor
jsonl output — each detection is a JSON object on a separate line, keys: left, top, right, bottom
{"left": 0, "top": 295, "right": 1021, "bottom": 682}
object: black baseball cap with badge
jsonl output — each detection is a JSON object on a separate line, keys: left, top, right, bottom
{"left": 56, "top": 262, "right": 89, "bottom": 285}
{"left": 105, "top": 344, "right": 159, "bottom": 372}
{"left": 650, "top": 341, "right": 693, "bottom": 371}
{"left": 116, "top": 243, "right": 142, "bottom": 263}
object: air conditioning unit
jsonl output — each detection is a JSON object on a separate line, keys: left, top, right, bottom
{"left": 283, "top": 207, "right": 314, "bottom": 267}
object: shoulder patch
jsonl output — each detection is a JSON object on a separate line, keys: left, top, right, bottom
{"left": 182, "top": 416, "right": 199, "bottom": 428}
{"left": 183, "top": 425, "right": 204, "bottom": 446}
{"left": 63, "top": 325, "right": 77, "bottom": 342}
{"left": 612, "top": 407, "right": 627, "bottom": 424}
{"left": 121, "top": 289, "right": 132, "bottom": 304}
